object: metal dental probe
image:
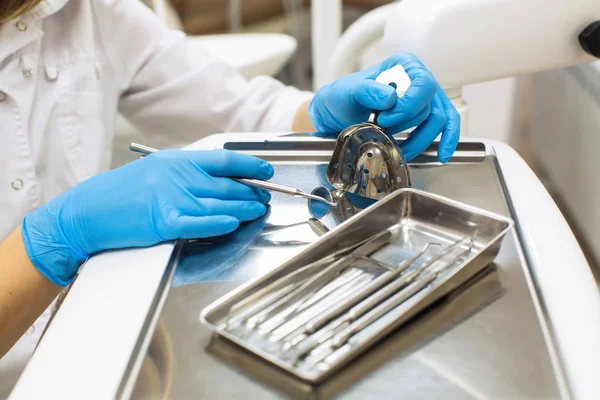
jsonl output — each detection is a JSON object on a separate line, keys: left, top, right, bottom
{"left": 129, "top": 142, "right": 337, "bottom": 207}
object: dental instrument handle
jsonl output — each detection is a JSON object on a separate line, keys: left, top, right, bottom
{"left": 288, "top": 320, "right": 351, "bottom": 364}
{"left": 288, "top": 239, "right": 470, "bottom": 362}
{"left": 302, "top": 243, "right": 432, "bottom": 334}
{"left": 247, "top": 229, "right": 391, "bottom": 330}
{"left": 343, "top": 239, "right": 470, "bottom": 320}
{"left": 376, "top": 65, "right": 411, "bottom": 97}
{"left": 232, "top": 178, "right": 336, "bottom": 207}
{"left": 286, "top": 270, "right": 420, "bottom": 355}
{"left": 347, "top": 268, "right": 421, "bottom": 320}
{"left": 130, "top": 142, "right": 157, "bottom": 156}
{"left": 330, "top": 240, "right": 473, "bottom": 347}
{"left": 301, "top": 239, "right": 471, "bottom": 348}
{"left": 233, "top": 178, "right": 297, "bottom": 195}
{"left": 229, "top": 256, "right": 338, "bottom": 317}
{"left": 288, "top": 230, "right": 392, "bottom": 313}
{"left": 229, "top": 233, "right": 382, "bottom": 317}
{"left": 331, "top": 274, "right": 436, "bottom": 348}
{"left": 305, "top": 277, "right": 429, "bottom": 366}
{"left": 129, "top": 142, "right": 336, "bottom": 206}
{"left": 291, "top": 238, "right": 475, "bottom": 364}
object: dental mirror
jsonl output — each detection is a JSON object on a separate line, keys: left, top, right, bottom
{"left": 307, "top": 186, "right": 380, "bottom": 220}
{"left": 307, "top": 187, "right": 335, "bottom": 219}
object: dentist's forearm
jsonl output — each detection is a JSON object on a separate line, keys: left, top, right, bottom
{"left": 292, "top": 100, "right": 316, "bottom": 132}
{"left": 0, "top": 226, "right": 60, "bottom": 358}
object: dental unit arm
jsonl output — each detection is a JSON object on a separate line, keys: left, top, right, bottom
{"left": 328, "top": 0, "right": 600, "bottom": 134}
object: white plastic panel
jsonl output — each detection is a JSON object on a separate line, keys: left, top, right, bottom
{"left": 382, "top": 0, "right": 599, "bottom": 88}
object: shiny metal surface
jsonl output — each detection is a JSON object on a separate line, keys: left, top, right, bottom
{"left": 232, "top": 178, "right": 336, "bottom": 208}
{"left": 129, "top": 139, "right": 563, "bottom": 399}
{"left": 326, "top": 123, "right": 411, "bottom": 199}
{"left": 201, "top": 189, "right": 512, "bottom": 382}
{"left": 241, "top": 230, "right": 392, "bottom": 334}
{"left": 307, "top": 187, "right": 335, "bottom": 219}
{"left": 129, "top": 142, "right": 157, "bottom": 157}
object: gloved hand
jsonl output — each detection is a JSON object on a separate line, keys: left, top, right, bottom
{"left": 308, "top": 53, "right": 460, "bottom": 163}
{"left": 22, "top": 149, "right": 273, "bottom": 286}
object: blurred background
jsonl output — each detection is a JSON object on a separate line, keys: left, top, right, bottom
{"left": 113, "top": 0, "right": 599, "bottom": 277}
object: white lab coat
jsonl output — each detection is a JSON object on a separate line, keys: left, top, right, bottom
{"left": 0, "top": 0, "right": 312, "bottom": 395}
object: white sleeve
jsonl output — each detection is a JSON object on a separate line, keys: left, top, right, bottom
{"left": 93, "top": 0, "right": 314, "bottom": 148}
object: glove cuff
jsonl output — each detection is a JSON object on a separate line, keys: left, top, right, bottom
{"left": 22, "top": 207, "right": 88, "bottom": 287}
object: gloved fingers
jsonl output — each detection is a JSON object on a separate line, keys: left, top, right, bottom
{"left": 436, "top": 84, "right": 461, "bottom": 163}
{"left": 364, "top": 53, "right": 436, "bottom": 127}
{"left": 185, "top": 149, "right": 274, "bottom": 180}
{"left": 350, "top": 80, "right": 397, "bottom": 111}
{"left": 378, "top": 103, "right": 430, "bottom": 133}
{"left": 190, "top": 198, "right": 267, "bottom": 222}
{"left": 166, "top": 215, "right": 241, "bottom": 239}
{"left": 375, "top": 70, "right": 437, "bottom": 127}
{"left": 187, "top": 177, "right": 271, "bottom": 204}
{"left": 400, "top": 92, "right": 447, "bottom": 162}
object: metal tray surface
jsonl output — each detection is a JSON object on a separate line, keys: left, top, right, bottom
{"left": 128, "top": 138, "right": 564, "bottom": 399}
{"left": 200, "top": 189, "right": 513, "bottom": 382}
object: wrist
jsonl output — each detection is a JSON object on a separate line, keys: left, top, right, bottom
{"left": 22, "top": 203, "right": 88, "bottom": 287}
{"left": 292, "top": 100, "right": 317, "bottom": 132}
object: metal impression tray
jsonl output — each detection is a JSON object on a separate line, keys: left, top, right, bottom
{"left": 326, "top": 65, "right": 414, "bottom": 201}
{"left": 326, "top": 119, "right": 411, "bottom": 201}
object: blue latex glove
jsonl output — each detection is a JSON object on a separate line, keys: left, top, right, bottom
{"left": 22, "top": 149, "right": 274, "bottom": 286}
{"left": 308, "top": 53, "right": 460, "bottom": 163}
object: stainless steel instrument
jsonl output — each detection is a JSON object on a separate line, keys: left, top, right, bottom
{"left": 325, "top": 66, "right": 413, "bottom": 202}
{"left": 281, "top": 237, "right": 474, "bottom": 359}
{"left": 302, "top": 238, "right": 474, "bottom": 366}
{"left": 129, "top": 142, "right": 337, "bottom": 207}
{"left": 242, "top": 229, "right": 392, "bottom": 334}
{"left": 326, "top": 122, "right": 411, "bottom": 200}
{"left": 223, "top": 233, "right": 389, "bottom": 324}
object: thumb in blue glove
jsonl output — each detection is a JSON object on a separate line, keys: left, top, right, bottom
{"left": 22, "top": 149, "right": 274, "bottom": 286}
{"left": 308, "top": 53, "right": 460, "bottom": 163}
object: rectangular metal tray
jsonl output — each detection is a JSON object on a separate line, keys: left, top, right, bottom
{"left": 200, "top": 188, "right": 514, "bottom": 382}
